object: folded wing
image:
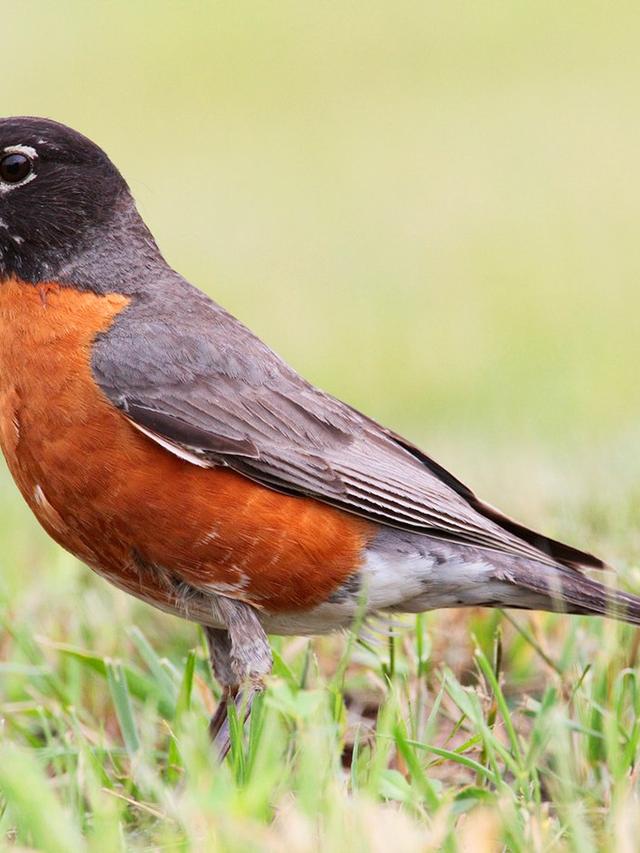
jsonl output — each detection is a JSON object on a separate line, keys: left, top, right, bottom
{"left": 92, "top": 291, "right": 605, "bottom": 573}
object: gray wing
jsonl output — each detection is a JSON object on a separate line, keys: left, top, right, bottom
{"left": 92, "top": 288, "right": 604, "bottom": 572}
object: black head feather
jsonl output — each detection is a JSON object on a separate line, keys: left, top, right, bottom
{"left": 0, "top": 116, "right": 134, "bottom": 283}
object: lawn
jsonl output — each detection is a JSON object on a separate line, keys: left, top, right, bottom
{"left": 2, "top": 2, "right": 640, "bottom": 850}
{"left": 1, "top": 446, "right": 640, "bottom": 851}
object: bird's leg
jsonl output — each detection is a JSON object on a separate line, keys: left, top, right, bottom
{"left": 203, "top": 597, "right": 272, "bottom": 760}
{"left": 204, "top": 627, "right": 237, "bottom": 742}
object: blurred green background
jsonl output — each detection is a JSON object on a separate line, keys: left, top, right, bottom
{"left": 1, "top": 6, "right": 640, "bottom": 846}
{"left": 1, "top": 1, "right": 640, "bottom": 604}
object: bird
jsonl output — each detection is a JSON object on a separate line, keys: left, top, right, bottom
{"left": 0, "top": 116, "right": 637, "bottom": 758}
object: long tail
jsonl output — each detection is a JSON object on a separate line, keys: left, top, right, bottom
{"left": 504, "top": 563, "right": 640, "bottom": 626}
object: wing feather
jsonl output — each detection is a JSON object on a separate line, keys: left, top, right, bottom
{"left": 93, "top": 293, "right": 606, "bottom": 572}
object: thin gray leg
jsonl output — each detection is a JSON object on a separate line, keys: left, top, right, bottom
{"left": 202, "top": 597, "right": 272, "bottom": 759}
{"left": 203, "top": 627, "right": 236, "bottom": 742}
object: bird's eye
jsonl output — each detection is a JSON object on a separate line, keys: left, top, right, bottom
{"left": 0, "top": 153, "right": 33, "bottom": 184}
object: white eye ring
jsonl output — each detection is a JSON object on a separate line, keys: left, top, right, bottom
{"left": 0, "top": 144, "right": 38, "bottom": 193}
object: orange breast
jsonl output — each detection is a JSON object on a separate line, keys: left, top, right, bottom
{"left": 0, "top": 278, "right": 376, "bottom": 614}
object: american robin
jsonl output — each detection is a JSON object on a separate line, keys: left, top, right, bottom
{"left": 0, "top": 116, "right": 637, "bottom": 756}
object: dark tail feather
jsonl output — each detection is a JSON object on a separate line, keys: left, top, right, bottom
{"left": 507, "top": 564, "right": 640, "bottom": 626}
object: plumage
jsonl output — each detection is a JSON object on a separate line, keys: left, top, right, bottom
{"left": 0, "top": 279, "right": 375, "bottom": 621}
{"left": 92, "top": 274, "right": 603, "bottom": 573}
{"left": 0, "top": 115, "right": 638, "bottom": 757}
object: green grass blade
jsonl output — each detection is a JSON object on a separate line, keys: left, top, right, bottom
{"left": 106, "top": 661, "right": 140, "bottom": 757}
{"left": 0, "top": 743, "right": 84, "bottom": 853}
{"left": 128, "top": 626, "right": 179, "bottom": 706}
{"left": 474, "top": 643, "right": 523, "bottom": 768}
{"left": 56, "top": 643, "right": 174, "bottom": 719}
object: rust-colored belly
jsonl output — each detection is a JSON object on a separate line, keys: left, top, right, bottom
{"left": 0, "top": 278, "right": 375, "bottom": 615}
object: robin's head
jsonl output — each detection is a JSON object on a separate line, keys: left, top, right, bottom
{"left": 0, "top": 117, "right": 135, "bottom": 283}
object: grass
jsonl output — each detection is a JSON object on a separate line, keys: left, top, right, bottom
{"left": 2, "top": 1, "right": 640, "bottom": 850}
{"left": 1, "top": 447, "right": 640, "bottom": 851}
